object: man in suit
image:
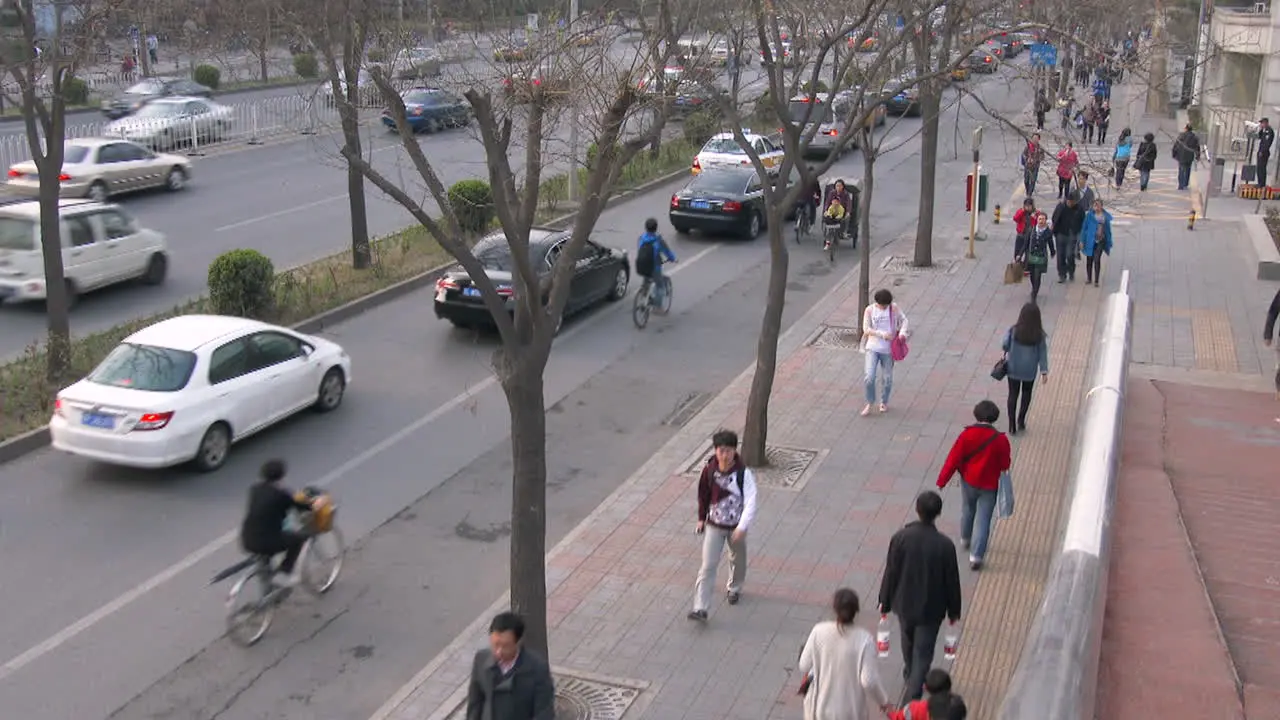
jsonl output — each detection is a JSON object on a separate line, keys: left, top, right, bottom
{"left": 466, "top": 612, "right": 556, "bottom": 720}
{"left": 1257, "top": 118, "right": 1275, "bottom": 187}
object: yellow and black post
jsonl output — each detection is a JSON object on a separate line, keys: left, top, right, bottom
{"left": 993, "top": 204, "right": 1001, "bottom": 224}
{"left": 1188, "top": 209, "right": 1197, "bottom": 230}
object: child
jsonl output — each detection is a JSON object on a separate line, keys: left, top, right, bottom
{"left": 890, "top": 668, "right": 961, "bottom": 720}
{"left": 823, "top": 195, "right": 846, "bottom": 224}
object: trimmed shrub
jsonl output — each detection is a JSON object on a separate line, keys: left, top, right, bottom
{"left": 683, "top": 110, "right": 719, "bottom": 146}
{"left": 293, "top": 53, "right": 319, "bottom": 79}
{"left": 448, "top": 179, "right": 494, "bottom": 233}
{"left": 800, "top": 79, "right": 829, "bottom": 94}
{"left": 193, "top": 64, "right": 221, "bottom": 90}
{"left": 208, "top": 249, "right": 275, "bottom": 319}
{"left": 62, "top": 77, "right": 89, "bottom": 105}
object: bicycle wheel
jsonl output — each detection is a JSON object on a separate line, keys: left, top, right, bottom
{"left": 827, "top": 233, "right": 837, "bottom": 263}
{"left": 659, "top": 277, "right": 673, "bottom": 314}
{"left": 632, "top": 281, "right": 651, "bottom": 329}
{"left": 226, "top": 570, "right": 275, "bottom": 647}
{"left": 794, "top": 214, "right": 804, "bottom": 243}
{"left": 301, "top": 526, "right": 346, "bottom": 596}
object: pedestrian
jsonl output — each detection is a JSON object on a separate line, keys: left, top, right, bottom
{"left": 1034, "top": 89, "right": 1050, "bottom": 131}
{"left": 1056, "top": 142, "right": 1078, "bottom": 199}
{"left": 1134, "top": 131, "right": 1158, "bottom": 191}
{"left": 937, "top": 401, "right": 1011, "bottom": 570}
{"left": 1076, "top": 170, "right": 1096, "bottom": 215}
{"left": 1096, "top": 101, "right": 1111, "bottom": 144}
{"left": 688, "top": 429, "right": 758, "bottom": 621}
{"left": 797, "top": 588, "right": 892, "bottom": 720}
{"left": 1059, "top": 93, "right": 1074, "bottom": 133}
{"left": 888, "top": 669, "right": 967, "bottom": 720}
{"left": 1081, "top": 101, "right": 1096, "bottom": 144}
{"left": 860, "top": 288, "right": 909, "bottom": 416}
{"left": 1002, "top": 303, "right": 1050, "bottom": 435}
{"left": 1263, "top": 287, "right": 1280, "bottom": 402}
{"left": 1015, "top": 212, "right": 1055, "bottom": 302}
{"left": 1080, "top": 198, "right": 1113, "bottom": 286}
{"left": 1173, "top": 123, "right": 1201, "bottom": 190}
{"left": 146, "top": 33, "right": 158, "bottom": 65}
{"left": 1012, "top": 197, "right": 1035, "bottom": 241}
{"left": 465, "top": 612, "right": 555, "bottom": 720}
{"left": 1021, "top": 134, "right": 1045, "bottom": 196}
{"left": 1051, "top": 192, "right": 1083, "bottom": 282}
{"left": 877, "top": 491, "right": 963, "bottom": 704}
{"left": 1257, "top": 117, "right": 1275, "bottom": 186}
{"left": 1113, "top": 127, "right": 1132, "bottom": 186}
{"left": 1092, "top": 71, "right": 1108, "bottom": 103}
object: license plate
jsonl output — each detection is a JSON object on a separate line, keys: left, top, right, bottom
{"left": 690, "top": 200, "right": 711, "bottom": 210}
{"left": 463, "top": 287, "right": 481, "bottom": 297}
{"left": 81, "top": 412, "right": 115, "bottom": 429}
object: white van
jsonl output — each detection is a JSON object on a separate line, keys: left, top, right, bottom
{"left": 0, "top": 199, "right": 168, "bottom": 304}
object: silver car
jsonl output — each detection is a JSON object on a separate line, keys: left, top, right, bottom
{"left": 5, "top": 138, "right": 192, "bottom": 201}
{"left": 105, "top": 96, "right": 233, "bottom": 151}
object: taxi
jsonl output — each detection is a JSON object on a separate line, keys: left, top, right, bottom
{"left": 691, "top": 130, "right": 784, "bottom": 175}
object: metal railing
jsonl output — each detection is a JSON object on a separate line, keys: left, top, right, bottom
{"left": 998, "top": 270, "right": 1134, "bottom": 720}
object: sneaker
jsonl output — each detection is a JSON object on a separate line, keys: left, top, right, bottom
{"left": 878, "top": 403, "right": 888, "bottom": 413}
{"left": 727, "top": 591, "right": 741, "bottom": 605}
{"left": 1058, "top": 277, "right": 1065, "bottom": 283}
{"left": 860, "top": 404, "right": 873, "bottom": 417}
{"left": 687, "top": 609, "right": 708, "bottom": 621}
{"left": 969, "top": 556, "right": 983, "bottom": 571}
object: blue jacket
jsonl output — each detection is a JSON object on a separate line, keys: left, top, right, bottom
{"left": 1080, "top": 209, "right": 1114, "bottom": 257}
{"left": 1114, "top": 137, "right": 1132, "bottom": 162}
{"left": 638, "top": 231, "right": 676, "bottom": 265}
{"left": 1002, "top": 327, "right": 1050, "bottom": 382}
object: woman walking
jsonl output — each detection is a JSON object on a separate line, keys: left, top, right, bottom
{"left": 1134, "top": 132, "right": 1158, "bottom": 190}
{"left": 937, "top": 400, "right": 1012, "bottom": 570}
{"left": 1113, "top": 128, "right": 1133, "bottom": 187}
{"left": 1096, "top": 101, "right": 1112, "bottom": 145}
{"left": 1080, "top": 198, "right": 1114, "bottom": 286}
{"left": 1056, "top": 142, "right": 1079, "bottom": 199}
{"left": 861, "top": 289, "right": 909, "bottom": 417}
{"left": 1014, "top": 212, "right": 1055, "bottom": 302}
{"left": 1002, "top": 303, "right": 1050, "bottom": 435}
{"left": 798, "top": 588, "right": 891, "bottom": 720}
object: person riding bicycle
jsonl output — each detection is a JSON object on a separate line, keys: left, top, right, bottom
{"left": 636, "top": 218, "right": 676, "bottom": 307}
{"left": 796, "top": 171, "right": 821, "bottom": 228}
{"left": 240, "top": 460, "right": 316, "bottom": 588}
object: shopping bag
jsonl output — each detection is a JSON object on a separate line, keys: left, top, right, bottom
{"left": 891, "top": 335, "right": 910, "bottom": 361}
{"left": 1004, "top": 262, "right": 1024, "bottom": 284}
{"left": 997, "top": 471, "right": 1015, "bottom": 518}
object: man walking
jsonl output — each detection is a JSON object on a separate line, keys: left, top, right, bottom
{"left": 466, "top": 612, "right": 555, "bottom": 720}
{"left": 1021, "top": 134, "right": 1045, "bottom": 196}
{"left": 1173, "top": 123, "right": 1202, "bottom": 190}
{"left": 1051, "top": 192, "right": 1084, "bottom": 282}
{"left": 688, "top": 429, "right": 758, "bottom": 621}
{"left": 877, "top": 491, "right": 963, "bottom": 705}
{"left": 1257, "top": 117, "right": 1275, "bottom": 187}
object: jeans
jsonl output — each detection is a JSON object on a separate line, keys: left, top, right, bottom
{"left": 1097, "top": 124, "right": 1109, "bottom": 144}
{"left": 1115, "top": 160, "right": 1129, "bottom": 186}
{"left": 1086, "top": 252, "right": 1103, "bottom": 283}
{"left": 1139, "top": 168, "right": 1151, "bottom": 190}
{"left": 649, "top": 268, "right": 669, "bottom": 306}
{"left": 1007, "top": 377, "right": 1035, "bottom": 430}
{"left": 1083, "top": 122, "right": 1094, "bottom": 143}
{"left": 1177, "top": 162, "right": 1192, "bottom": 190}
{"left": 1023, "top": 167, "right": 1038, "bottom": 195}
{"left": 898, "top": 620, "right": 942, "bottom": 703}
{"left": 1055, "top": 233, "right": 1077, "bottom": 280}
{"left": 864, "top": 350, "right": 894, "bottom": 405}
{"left": 693, "top": 525, "right": 746, "bottom": 612}
{"left": 1035, "top": 111, "right": 1045, "bottom": 130}
{"left": 960, "top": 481, "right": 998, "bottom": 561}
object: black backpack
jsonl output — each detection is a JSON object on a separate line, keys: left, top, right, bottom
{"left": 635, "top": 241, "right": 656, "bottom": 278}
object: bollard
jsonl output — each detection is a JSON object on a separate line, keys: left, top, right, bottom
{"left": 187, "top": 116, "right": 204, "bottom": 157}
{"left": 1188, "top": 209, "right": 1196, "bottom": 230}
{"left": 993, "top": 204, "right": 1001, "bottom": 224}
{"left": 248, "top": 105, "right": 262, "bottom": 145}
{"left": 301, "top": 98, "right": 317, "bottom": 136}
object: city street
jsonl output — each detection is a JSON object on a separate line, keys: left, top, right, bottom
{"left": 0, "top": 54, "right": 1036, "bottom": 720}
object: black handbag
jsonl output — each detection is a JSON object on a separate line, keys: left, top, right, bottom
{"left": 991, "top": 355, "right": 1009, "bottom": 381}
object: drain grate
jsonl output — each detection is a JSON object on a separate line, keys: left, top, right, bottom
{"left": 880, "top": 256, "right": 960, "bottom": 274}
{"left": 662, "top": 392, "right": 714, "bottom": 427}
{"left": 442, "top": 670, "right": 646, "bottom": 720}
{"left": 682, "top": 445, "right": 822, "bottom": 491}
{"left": 810, "top": 325, "right": 863, "bottom": 349}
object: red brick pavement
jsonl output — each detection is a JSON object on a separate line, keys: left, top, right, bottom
{"left": 1097, "top": 379, "right": 1280, "bottom": 720}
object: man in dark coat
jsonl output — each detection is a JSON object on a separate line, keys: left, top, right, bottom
{"left": 1173, "top": 123, "right": 1202, "bottom": 190}
{"left": 1257, "top": 117, "right": 1275, "bottom": 187}
{"left": 466, "top": 612, "right": 555, "bottom": 720}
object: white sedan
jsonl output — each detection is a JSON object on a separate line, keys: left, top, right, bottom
{"left": 49, "top": 315, "right": 352, "bottom": 472}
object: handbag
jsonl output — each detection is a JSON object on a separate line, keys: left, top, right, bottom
{"left": 991, "top": 355, "right": 1008, "bottom": 380}
{"left": 889, "top": 305, "right": 909, "bottom": 361}
{"left": 997, "top": 470, "right": 1016, "bottom": 518}
{"left": 1027, "top": 252, "right": 1046, "bottom": 267}
{"left": 1003, "top": 262, "right": 1022, "bottom": 285}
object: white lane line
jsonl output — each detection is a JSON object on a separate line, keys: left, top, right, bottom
{"left": 0, "top": 240, "right": 722, "bottom": 686}
{"left": 215, "top": 193, "right": 350, "bottom": 232}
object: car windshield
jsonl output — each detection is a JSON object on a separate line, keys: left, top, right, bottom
{"left": 689, "top": 172, "right": 747, "bottom": 194}
{"left": 403, "top": 90, "right": 441, "bottom": 105}
{"left": 88, "top": 343, "right": 198, "bottom": 392}
{"left": 702, "top": 137, "right": 745, "bottom": 154}
{"left": 0, "top": 217, "right": 35, "bottom": 250}
{"left": 788, "top": 100, "right": 829, "bottom": 123}
{"left": 133, "top": 103, "right": 184, "bottom": 118}
{"left": 125, "top": 80, "right": 162, "bottom": 94}
{"left": 63, "top": 146, "right": 89, "bottom": 163}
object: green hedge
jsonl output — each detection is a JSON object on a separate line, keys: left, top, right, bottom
{"left": 63, "top": 77, "right": 89, "bottom": 105}
{"left": 208, "top": 249, "right": 276, "bottom": 319}
{"left": 448, "top": 179, "right": 494, "bottom": 233}
{"left": 293, "top": 53, "right": 319, "bottom": 79}
{"left": 193, "top": 64, "right": 221, "bottom": 90}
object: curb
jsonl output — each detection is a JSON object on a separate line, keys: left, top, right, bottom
{"left": 0, "top": 165, "right": 691, "bottom": 467}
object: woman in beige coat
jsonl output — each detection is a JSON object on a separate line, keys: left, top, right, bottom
{"left": 798, "top": 588, "right": 892, "bottom": 720}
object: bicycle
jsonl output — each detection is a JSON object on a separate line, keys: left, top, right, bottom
{"left": 212, "top": 487, "right": 345, "bottom": 647}
{"left": 822, "top": 221, "right": 842, "bottom": 263}
{"left": 632, "top": 274, "right": 673, "bottom": 329}
{"left": 794, "top": 204, "right": 813, "bottom": 243}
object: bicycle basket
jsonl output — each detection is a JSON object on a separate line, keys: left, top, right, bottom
{"left": 307, "top": 500, "right": 336, "bottom": 533}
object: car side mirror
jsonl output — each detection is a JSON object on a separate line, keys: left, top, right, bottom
{"left": 301, "top": 343, "right": 314, "bottom": 356}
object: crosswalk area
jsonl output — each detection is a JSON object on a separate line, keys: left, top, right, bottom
{"left": 1003, "top": 167, "right": 1196, "bottom": 223}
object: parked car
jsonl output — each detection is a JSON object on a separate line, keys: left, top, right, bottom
{"left": 388, "top": 46, "right": 443, "bottom": 81}
{"left": 432, "top": 228, "right": 630, "bottom": 331}
{"left": 6, "top": 137, "right": 191, "bottom": 202}
{"left": 669, "top": 166, "right": 797, "bottom": 238}
{"left": 0, "top": 198, "right": 168, "bottom": 304}
{"left": 381, "top": 86, "right": 471, "bottom": 132}
{"left": 494, "top": 37, "right": 529, "bottom": 62}
{"left": 49, "top": 315, "right": 351, "bottom": 471}
{"left": 502, "top": 63, "right": 569, "bottom": 102}
{"left": 101, "top": 77, "right": 213, "bottom": 119}
{"left": 105, "top": 96, "right": 233, "bottom": 150}
{"left": 672, "top": 84, "right": 726, "bottom": 115}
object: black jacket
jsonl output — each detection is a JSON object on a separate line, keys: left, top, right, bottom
{"left": 240, "top": 482, "right": 310, "bottom": 553}
{"left": 1051, "top": 201, "right": 1085, "bottom": 236}
{"left": 1016, "top": 227, "right": 1056, "bottom": 266}
{"left": 1265, "top": 288, "right": 1280, "bottom": 342}
{"left": 466, "top": 647, "right": 555, "bottom": 720}
{"left": 1173, "top": 130, "right": 1201, "bottom": 164}
{"left": 1260, "top": 126, "right": 1276, "bottom": 156}
{"left": 1134, "top": 140, "right": 1158, "bottom": 171}
{"left": 877, "top": 521, "right": 963, "bottom": 626}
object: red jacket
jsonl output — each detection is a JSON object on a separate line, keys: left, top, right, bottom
{"left": 937, "top": 424, "right": 1012, "bottom": 492}
{"left": 1013, "top": 207, "right": 1034, "bottom": 235}
{"left": 889, "top": 700, "right": 930, "bottom": 720}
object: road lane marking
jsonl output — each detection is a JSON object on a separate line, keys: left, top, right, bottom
{"left": 0, "top": 239, "right": 723, "bottom": 686}
{"left": 215, "top": 193, "right": 351, "bottom": 232}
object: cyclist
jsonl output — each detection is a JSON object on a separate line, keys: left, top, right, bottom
{"left": 795, "top": 169, "right": 821, "bottom": 228}
{"left": 240, "top": 459, "right": 316, "bottom": 588}
{"left": 636, "top": 218, "right": 677, "bottom": 307}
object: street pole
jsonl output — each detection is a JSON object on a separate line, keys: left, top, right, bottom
{"left": 567, "top": 0, "right": 581, "bottom": 204}
{"left": 968, "top": 126, "right": 982, "bottom": 259}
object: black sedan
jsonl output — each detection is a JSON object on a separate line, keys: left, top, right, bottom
{"left": 433, "top": 228, "right": 630, "bottom": 331}
{"left": 669, "top": 166, "right": 796, "bottom": 239}
{"left": 671, "top": 85, "right": 726, "bottom": 115}
{"left": 101, "top": 77, "right": 214, "bottom": 119}
{"left": 381, "top": 87, "right": 471, "bottom": 133}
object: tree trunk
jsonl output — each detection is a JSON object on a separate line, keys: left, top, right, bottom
{"left": 740, "top": 221, "right": 789, "bottom": 467}
{"left": 258, "top": 38, "right": 269, "bottom": 83}
{"left": 503, "top": 360, "right": 550, "bottom": 660}
{"left": 913, "top": 78, "right": 941, "bottom": 268}
{"left": 38, "top": 163, "right": 70, "bottom": 384}
{"left": 858, "top": 143, "right": 875, "bottom": 334}
{"left": 346, "top": 159, "right": 371, "bottom": 269}
{"left": 139, "top": 22, "right": 152, "bottom": 77}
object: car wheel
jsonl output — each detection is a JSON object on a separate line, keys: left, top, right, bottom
{"left": 87, "top": 181, "right": 108, "bottom": 202}
{"left": 426, "top": 117, "right": 441, "bottom": 133}
{"left": 165, "top": 167, "right": 186, "bottom": 192}
{"left": 192, "top": 423, "right": 231, "bottom": 472}
{"left": 672, "top": 223, "right": 690, "bottom": 235}
{"left": 607, "top": 266, "right": 629, "bottom": 301}
{"left": 141, "top": 253, "right": 167, "bottom": 285}
{"left": 743, "top": 211, "right": 761, "bottom": 239}
{"left": 314, "top": 368, "right": 346, "bottom": 412}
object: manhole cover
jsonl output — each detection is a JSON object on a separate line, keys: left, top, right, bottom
{"left": 683, "top": 445, "right": 822, "bottom": 490}
{"left": 442, "top": 671, "right": 646, "bottom": 720}
{"left": 810, "top": 325, "right": 862, "bottom": 349}
{"left": 880, "top": 256, "right": 960, "bottom": 274}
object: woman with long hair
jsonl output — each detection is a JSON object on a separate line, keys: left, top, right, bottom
{"left": 1002, "top": 303, "right": 1051, "bottom": 435}
{"left": 798, "top": 588, "right": 891, "bottom": 720}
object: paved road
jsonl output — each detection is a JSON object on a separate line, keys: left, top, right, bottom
{"left": 0, "top": 60, "right": 1034, "bottom": 719}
